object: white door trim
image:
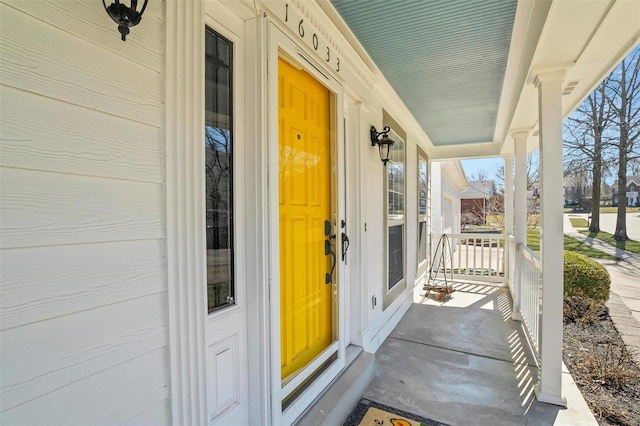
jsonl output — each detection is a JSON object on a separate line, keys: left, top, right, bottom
{"left": 242, "top": 12, "right": 273, "bottom": 426}
{"left": 165, "top": 1, "right": 207, "bottom": 424}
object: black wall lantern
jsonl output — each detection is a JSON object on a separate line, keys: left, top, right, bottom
{"left": 370, "top": 125, "right": 395, "bottom": 165}
{"left": 103, "top": 0, "right": 149, "bottom": 41}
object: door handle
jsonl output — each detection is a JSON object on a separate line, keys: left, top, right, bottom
{"left": 324, "top": 220, "right": 332, "bottom": 237}
{"left": 341, "top": 232, "right": 350, "bottom": 261}
{"left": 324, "top": 220, "right": 336, "bottom": 284}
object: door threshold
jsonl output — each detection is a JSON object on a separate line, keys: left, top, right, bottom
{"left": 294, "top": 345, "right": 374, "bottom": 426}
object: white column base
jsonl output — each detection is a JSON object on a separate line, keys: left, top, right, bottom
{"left": 536, "top": 389, "right": 568, "bottom": 408}
{"left": 511, "top": 310, "right": 522, "bottom": 321}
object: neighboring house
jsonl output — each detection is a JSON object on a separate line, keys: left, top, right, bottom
{"left": 601, "top": 183, "right": 616, "bottom": 207}
{"left": 431, "top": 161, "right": 468, "bottom": 235}
{"left": 460, "top": 180, "right": 499, "bottom": 225}
{"left": 1, "top": 1, "right": 637, "bottom": 425}
{"left": 564, "top": 174, "right": 592, "bottom": 209}
{"left": 613, "top": 176, "right": 640, "bottom": 206}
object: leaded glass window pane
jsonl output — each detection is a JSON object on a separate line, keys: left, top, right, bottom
{"left": 205, "top": 28, "right": 234, "bottom": 313}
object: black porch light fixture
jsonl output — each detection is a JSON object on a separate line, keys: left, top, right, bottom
{"left": 102, "top": 0, "right": 149, "bottom": 41}
{"left": 370, "top": 125, "right": 395, "bottom": 165}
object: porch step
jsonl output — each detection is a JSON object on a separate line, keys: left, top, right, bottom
{"left": 295, "top": 346, "right": 374, "bottom": 426}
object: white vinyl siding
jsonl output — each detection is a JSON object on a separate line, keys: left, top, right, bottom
{"left": 0, "top": 1, "right": 169, "bottom": 424}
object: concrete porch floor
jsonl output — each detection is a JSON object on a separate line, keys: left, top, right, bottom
{"left": 359, "top": 282, "right": 597, "bottom": 426}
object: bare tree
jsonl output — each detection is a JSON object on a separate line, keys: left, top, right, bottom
{"left": 468, "top": 169, "right": 488, "bottom": 182}
{"left": 563, "top": 170, "right": 592, "bottom": 210}
{"left": 607, "top": 47, "right": 640, "bottom": 240}
{"left": 495, "top": 152, "right": 539, "bottom": 191}
{"left": 564, "top": 79, "right": 615, "bottom": 232}
{"left": 495, "top": 152, "right": 540, "bottom": 228}
{"left": 205, "top": 126, "right": 232, "bottom": 250}
{"left": 601, "top": 183, "right": 615, "bottom": 207}
{"left": 629, "top": 157, "right": 640, "bottom": 176}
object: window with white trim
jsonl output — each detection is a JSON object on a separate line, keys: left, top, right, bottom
{"left": 417, "top": 149, "right": 428, "bottom": 274}
{"left": 386, "top": 130, "right": 405, "bottom": 291}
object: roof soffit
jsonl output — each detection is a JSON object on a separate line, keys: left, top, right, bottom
{"left": 505, "top": 0, "right": 640, "bottom": 154}
{"left": 330, "top": 0, "right": 518, "bottom": 148}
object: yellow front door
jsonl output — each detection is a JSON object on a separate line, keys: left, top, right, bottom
{"left": 278, "top": 58, "right": 333, "bottom": 380}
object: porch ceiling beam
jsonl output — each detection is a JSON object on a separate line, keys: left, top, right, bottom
{"left": 429, "top": 142, "right": 499, "bottom": 161}
{"left": 493, "top": 0, "right": 552, "bottom": 152}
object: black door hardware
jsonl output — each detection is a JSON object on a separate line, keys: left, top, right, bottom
{"left": 324, "top": 220, "right": 336, "bottom": 284}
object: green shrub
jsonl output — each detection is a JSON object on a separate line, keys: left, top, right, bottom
{"left": 563, "top": 251, "right": 610, "bottom": 302}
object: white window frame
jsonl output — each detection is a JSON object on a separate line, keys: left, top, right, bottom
{"left": 385, "top": 128, "right": 406, "bottom": 294}
{"left": 416, "top": 147, "right": 429, "bottom": 277}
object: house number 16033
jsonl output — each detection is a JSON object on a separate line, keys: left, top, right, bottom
{"left": 284, "top": 3, "right": 341, "bottom": 73}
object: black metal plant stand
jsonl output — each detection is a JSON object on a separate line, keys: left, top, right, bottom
{"left": 424, "top": 234, "right": 455, "bottom": 300}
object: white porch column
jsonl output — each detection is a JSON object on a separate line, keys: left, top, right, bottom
{"left": 504, "top": 155, "right": 514, "bottom": 236}
{"left": 430, "top": 162, "right": 444, "bottom": 249}
{"left": 535, "top": 71, "right": 568, "bottom": 407}
{"left": 512, "top": 132, "right": 528, "bottom": 321}
{"left": 503, "top": 154, "right": 514, "bottom": 290}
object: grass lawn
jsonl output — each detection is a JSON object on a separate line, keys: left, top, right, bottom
{"left": 463, "top": 225, "right": 500, "bottom": 231}
{"left": 526, "top": 228, "right": 616, "bottom": 260}
{"left": 526, "top": 229, "right": 540, "bottom": 252}
{"left": 485, "top": 215, "right": 503, "bottom": 225}
{"left": 564, "top": 207, "right": 640, "bottom": 214}
{"left": 569, "top": 218, "right": 589, "bottom": 228}
{"left": 598, "top": 206, "right": 640, "bottom": 214}
{"left": 579, "top": 230, "right": 640, "bottom": 255}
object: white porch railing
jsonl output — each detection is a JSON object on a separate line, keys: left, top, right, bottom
{"left": 433, "top": 233, "right": 505, "bottom": 284}
{"left": 432, "top": 232, "right": 542, "bottom": 360}
{"left": 517, "top": 243, "right": 542, "bottom": 355}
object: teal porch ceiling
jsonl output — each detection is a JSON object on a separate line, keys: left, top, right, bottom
{"left": 331, "top": 0, "right": 518, "bottom": 146}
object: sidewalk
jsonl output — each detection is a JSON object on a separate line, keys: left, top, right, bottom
{"left": 563, "top": 215, "right": 640, "bottom": 364}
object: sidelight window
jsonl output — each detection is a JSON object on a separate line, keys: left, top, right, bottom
{"left": 205, "top": 27, "right": 234, "bottom": 313}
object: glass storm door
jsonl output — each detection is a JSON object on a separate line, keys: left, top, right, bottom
{"left": 278, "top": 58, "right": 334, "bottom": 382}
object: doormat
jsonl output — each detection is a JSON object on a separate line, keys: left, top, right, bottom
{"left": 343, "top": 398, "right": 448, "bottom": 426}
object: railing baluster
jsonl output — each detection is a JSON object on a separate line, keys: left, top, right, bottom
{"left": 456, "top": 236, "right": 460, "bottom": 275}
{"left": 492, "top": 238, "right": 496, "bottom": 277}
{"left": 515, "top": 243, "right": 542, "bottom": 355}
{"left": 439, "top": 233, "right": 505, "bottom": 284}
{"left": 465, "top": 236, "right": 469, "bottom": 277}
{"left": 487, "top": 238, "right": 491, "bottom": 277}
{"left": 480, "top": 238, "right": 484, "bottom": 277}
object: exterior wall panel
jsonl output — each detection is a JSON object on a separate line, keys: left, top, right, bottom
{"left": 0, "top": 1, "right": 169, "bottom": 423}
{"left": 0, "top": 85, "right": 164, "bottom": 183}
{"left": 1, "top": 0, "right": 465, "bottom": 422}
